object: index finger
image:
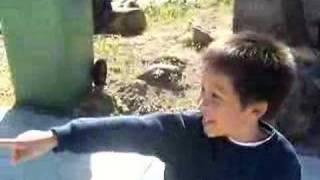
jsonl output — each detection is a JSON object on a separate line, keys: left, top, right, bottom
{"left": 0, "top": 138, "right": 18, "bottom": 149}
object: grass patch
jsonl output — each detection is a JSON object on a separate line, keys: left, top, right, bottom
{"left": 215, "top": 0, "right": 234, "bottom": 14}
{"left": 217, "top": 0, "right": 233, "bottom": 5}
{"left": 94, "top": 35, "right": 122, "bottom": 58}
{"left": 93, "top": 35, "right": 142, "bottom": 82}
{"left": 144, "top": 1, "right": 198, "bottom": 27}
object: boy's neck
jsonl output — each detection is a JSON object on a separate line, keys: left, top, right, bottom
{"left": 228, "top": 122, "right": 269, "bottom": 143}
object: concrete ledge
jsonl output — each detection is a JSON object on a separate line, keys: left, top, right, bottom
{"left": 0, "top": 107, "right": 318, "bottom": 180}
{"left": 0, "top": 107, "right": 164, "bottom": 180}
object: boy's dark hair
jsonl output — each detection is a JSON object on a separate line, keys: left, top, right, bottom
{"left": 202, "top": 32, "right": 297, "bottom": 120}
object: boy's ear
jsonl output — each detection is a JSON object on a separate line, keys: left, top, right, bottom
{"left": 249, "top": 101, "right": 268, "bottom": 120}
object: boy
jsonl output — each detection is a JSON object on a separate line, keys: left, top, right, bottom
{"left": 0, "top": 32, "right": 301, "bottom": 180}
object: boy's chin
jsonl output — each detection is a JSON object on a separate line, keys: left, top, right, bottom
{"left": 204, "top": 129, "right": 223, "bottom": 138}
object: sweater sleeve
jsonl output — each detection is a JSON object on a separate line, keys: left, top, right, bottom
{"left": 49, "top": 111, "right": 198, "bottom": 158}
{"left": 273, "top": 150, "right": 302, "bottom": 180}
{"left": 280, "top": 159, "right": 301, "bottom": 180}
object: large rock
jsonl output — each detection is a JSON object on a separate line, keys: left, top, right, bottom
{"left": 233, "top": 0, "right": 312, "bottom": 47}
{"left": 276, "top": 63, "right": 320, "bottom": 153}
{"left": 233, "top": 0, "right": 286, "bottom": 40}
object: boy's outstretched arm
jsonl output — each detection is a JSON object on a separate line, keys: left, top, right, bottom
{"left": 51, "top": 112, "right": 186, "bottom": 155}
{"left": 0, "top": 130, "right": 59, "bottom": 165}
{"left": 1, "top": 111, "right": 201, "bottom": 165}
{"left": 50, "top": 111, "right": 200, "bottom": 159}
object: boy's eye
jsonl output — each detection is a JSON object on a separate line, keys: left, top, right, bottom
{"left": 201, "top": 87, "right": 222, "bottom": 102}
{"left": 211, "top": 93, "right": 218, "bottom": 99}
{"left": 211, "top": 93, "right": 223, "bottom": 103}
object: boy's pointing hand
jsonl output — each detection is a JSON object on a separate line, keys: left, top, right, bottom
{"left": 0, "top": 130, "right": 58, "bottom": 165}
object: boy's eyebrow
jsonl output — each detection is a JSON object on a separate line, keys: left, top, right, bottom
{"left": 216, "top": 85, "right": 225, "bottom": 94}
{"left": 211, "top": 88, "right": 225, "bottom": 100}
{"left": 214, "top": 84, "right": 227, "bottom": 99}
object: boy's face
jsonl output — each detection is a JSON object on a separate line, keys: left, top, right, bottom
{"left": 199, "top": 66, "right": 251, "bottom": 138}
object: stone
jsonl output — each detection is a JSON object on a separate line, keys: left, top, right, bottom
{"left": 192, "top": 26, "right": 214, "bottom": 48}
{"left": 105, "top": 7, "right": 147, "bottom": 36}
{"left": 137, "top": 64, "right": 183, "bottom": 89}
{"left": 119, "top": 0, "right": 140, "bottom": 8}
{"left": 93, "top": 0, "right": 146, "bottom": 35}
{"left": 91, "top": 59, "right": 108, "bottom": 87}
{"left": 152, "top": 56, "right": 187, "bottom": 70}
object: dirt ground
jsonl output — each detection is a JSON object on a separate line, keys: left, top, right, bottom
{"left": 0, "top": 37, "right": 15, "bottom": 107}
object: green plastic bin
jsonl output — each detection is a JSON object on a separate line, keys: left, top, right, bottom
{"left": 0, "top": 0, "right": 94, "bottom": 110}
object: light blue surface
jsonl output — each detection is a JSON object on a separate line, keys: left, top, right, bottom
{"left": 0, "top": 107, "right": 318, "bottom": 180}
{"left": 300, "top": 156, "right": 320, "bottom": 180}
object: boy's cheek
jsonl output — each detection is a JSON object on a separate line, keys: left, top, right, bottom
{"left": 203, "top": 123, "right": 224, "bottom": 138}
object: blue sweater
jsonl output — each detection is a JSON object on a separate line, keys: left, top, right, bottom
{"left": 51, "top": 111, "right": 301, "bottom": 180}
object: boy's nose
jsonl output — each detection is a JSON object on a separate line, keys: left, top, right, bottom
{"left": 197, "top": 95, "right": 209, "bottom": 107}
{"left": 197, "top": 96, "right": 203, "bottom": 108}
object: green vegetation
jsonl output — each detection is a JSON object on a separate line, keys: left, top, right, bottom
{"left": 144, "top": 1, "right": 197, "bottom": 26}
